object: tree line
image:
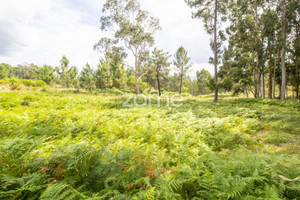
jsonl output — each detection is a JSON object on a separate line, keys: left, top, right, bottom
{"left": 0, "top": 0, "right": 298, "bottom": 100}
{"left": 0, "top": 51, "right": 214, "bottom": 95}
{"left": 95, "top": 0, "right": 299, "bottom": 100}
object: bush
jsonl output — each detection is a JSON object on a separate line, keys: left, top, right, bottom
{"left": 0, "top": 78, "right": 47, "bottom": 88}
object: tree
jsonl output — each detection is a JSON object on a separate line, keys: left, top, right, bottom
{"left": 185, "top": 0, "right": 228, "bottom": 102}
{"left": 0, "top": 63, "right": 13, "bottom": 79}
{"left": 280, "top": 0, "right": 287, "bottom": 100}
{"left": 38, "top": 65, "right": 56, "bottom": 85}
{"left": 196, "top": 69, "right": 213, "bottom": 95}
{"left": 112, "top": 63, "right": 127, "bottom": 89}
{"left": 80, "top": 63, "right": 95, "bottom": 91}
{"left": 57, "top": 56, "right": 71, "bottom": 88}
{"left": 96, "top": 0, "right": 161, "bottom": 95}
{"left": 173, "top": 46, "right": 192, "bottom": 95}
{"left": 16, "top": 63, "right": 39, "bottom": 80}
{"left": 152, "top": 48, "right": 170, "bottom": 96}
{"left": 68, "top": 66, "right": 79, "bottom": 88}
{"left": 95, "top": 58, "right": 112, "bottom": 89}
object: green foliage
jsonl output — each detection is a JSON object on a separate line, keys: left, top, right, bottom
{"left": 0, "top": 91, "right": 299, "bottom": 199}
{"left": 80, "top": 63, "right": 96, "bottom": 91}
{"left": 173, "top": 46, "right": 192, "bottom": 95}
{"left": 0, "top": 78, "right": 47, "bottom": 87}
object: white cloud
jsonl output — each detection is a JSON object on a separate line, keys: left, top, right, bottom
{"left": 0, "top": 0, "right": 214, "bottom": 76}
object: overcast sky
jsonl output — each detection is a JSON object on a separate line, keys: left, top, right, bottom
{"left": 0, "top": 0, "right": 214, "bottom": 76}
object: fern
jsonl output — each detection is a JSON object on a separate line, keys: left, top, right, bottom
{"left": 144, "top": 187, "right": 156, "bottom": 200}
{"left": 40, "top": 183, "right": 88, "bottom": 200}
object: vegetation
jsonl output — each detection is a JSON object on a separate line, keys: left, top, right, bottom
{"left": 0, "top": 0, "right": 299, "bottom": 198}
{"left": 0, "top": 89, "right": 299, "bottom": 199}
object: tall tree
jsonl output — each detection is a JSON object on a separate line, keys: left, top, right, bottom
{"left": 57, "top": 56, "right": 71, "bottom": 88}
{"left": 280, "top": 0, "right": 287, "bottom": 100}
{"left": 96, "top": 0, "right": 161, "bottom": 95}
{"left": 173, "top": 46, "right": 192, "bottom": 95}
{"left": 185, "top": 0, "right": 228, "bottom": 102}
{"left": 152, "top": 48, "right": 170, "bottom": 96}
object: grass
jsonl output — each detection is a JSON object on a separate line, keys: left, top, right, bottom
{"left": 0, "top": 90, "right": 299, "bottom": 199}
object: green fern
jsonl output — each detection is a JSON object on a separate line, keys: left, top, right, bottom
{"left": 144, "top": 187, "right": 156, "bottom": 200}
{"left": 40, "top": 183, "right": 88, "bottom": 200}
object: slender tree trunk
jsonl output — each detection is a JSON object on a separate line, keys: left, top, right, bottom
{"left": 257, "top": 69, "right": 261, "bottom": 98}
{"left": 179, "top": 75, "right": 183, "bottom": 95}
{"left": 286, "top": 84, "right": 288, "bottom": 99}
{"left": 254, "top": 6, "right": 261, "bottom": 98}
{"left": 273, "top": 54, "right": 277, "bottom": 98}
{"left": 156, "top": 69, "right": 161, "bottom": 96}
{"left": 214, "top": 0, "right": 218, "bottom": 102}
{"left": 134, "top": 53, "right": 139, "bottom": 95}
{"left": 281, "top": 0, "right": 286, "bottom": 100}
{"left": 262, "top": 71, "right": 265, "bottom": 98}
{"left": 254, "top": 69, "right": 258, "bottom": 98}
{"left": 278, "top": 82, "right": 281, "bottom": 99}
{"left": 296, "top": 61, "right": 299, "bottom": 99}
{"left": 268, "top": 68, "right": 272, "bottom": 98}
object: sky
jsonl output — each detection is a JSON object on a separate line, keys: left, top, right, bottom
{"left": 0, "top": 0, "right": 214, "bottom": 76}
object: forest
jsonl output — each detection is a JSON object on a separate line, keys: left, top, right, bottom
{"left": 0, "top": 0, "right": 299, "bottom": 199}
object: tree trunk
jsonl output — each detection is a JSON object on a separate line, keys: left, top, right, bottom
{"left": 278, "top": 82, "right": 281, "bottom": 99}
{"left": 281, "top": 0, "right": 286, "bottom": 100}
{"left": 255, "top": 7, "right": 260, "bottom": 98}
{"left": 273, "top": 54, "right": 277, "bottom": 98}
{"left": 261, "top": 71, "right": 265, "bottom": 98}
{"left": 214, "top": 0, "right": 218, "bottom": 102}
{"left": 286, "top": 84, "right": 288, "bottom": 99}
{"left": 268, "top": 67, "right": 272, "bottom": 98}
{"left": 134, "top": 54, "right": 139, "bottom": 95}
{"left": 297, "top": 61, "right": 299, "bottom": 99}
{"left": 156, "top": 69, "right": 161, "bottom": 96}
{"left": 179, "top": 75, "right": 183, "bottom": 95}
{"left": 257, "top": 69, "right": 261, "bottom": 98}
{"left": 254, "top": 69, "right": 258, "bottom": 98}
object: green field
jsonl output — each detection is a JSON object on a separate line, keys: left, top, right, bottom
{"left": 0, "top": 90, "right": 299, "bottom": 199}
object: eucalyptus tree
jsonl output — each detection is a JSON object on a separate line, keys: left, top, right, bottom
{"left": 173, "top": 46, "right": 192, "bottom": 95}
{"left": 280, "top": 0, "right": 287, "bottom": 100}
{"left": 95, "top": 0, "right": 161, "bottom": 95}
{"left": 152, "top": 48, "right": 170, "bottom": 96}
{"left": 185, "top": 0, "right": 228, "bottom": 102}
{"left": 219, "top": 0, "right": 274, "bottom": 98}
{"left": 287, "top": 0, "right": 300, "bottom": 99}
